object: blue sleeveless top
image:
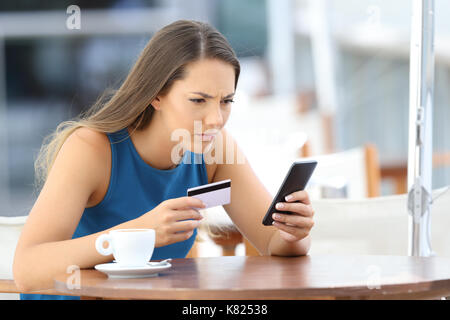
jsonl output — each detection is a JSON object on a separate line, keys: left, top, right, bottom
{"left": 21, "top": 128, "right": 208, "bottom": 300}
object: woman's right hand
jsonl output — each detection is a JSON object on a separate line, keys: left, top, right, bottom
{"left": 137, "top": 196, "right": 206, "bottom": 247}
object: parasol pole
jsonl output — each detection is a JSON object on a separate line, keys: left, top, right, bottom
{"left": 407, "top": 0, "right": 435, "bottom": 257}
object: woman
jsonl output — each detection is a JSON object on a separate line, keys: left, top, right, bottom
{"left": 13, "top": 20, "right": 315, "bottom": 300}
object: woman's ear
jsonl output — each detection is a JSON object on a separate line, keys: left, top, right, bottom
{"left": 150, "top": 96, "right": 161, "bottom": 110}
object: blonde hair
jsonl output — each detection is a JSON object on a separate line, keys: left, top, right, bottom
{"left": 34, "top": 20, "right": 240, "bottom": 194}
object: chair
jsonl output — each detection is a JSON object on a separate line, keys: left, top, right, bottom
{"left": 0, "top": 215, "right": 66, "bottom": 298}
{"left": 190, "top": 206, "right": 256, "bottom": 257}
{"left": 0, "top": 215, "right": 26, "bottom": 299}
{"left": 381, "top": 151, "right": 450, "bottom": 195}
{"left": 309, "top": 186, "right": 450, "bottom": 257}
{"left": 244, "top": 142, "right": 381, "bottom": 200}
{"left": 302, "top": 144, "right": 381, "bottom": 199}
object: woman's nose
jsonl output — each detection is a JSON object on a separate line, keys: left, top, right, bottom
{"left": 205, "top": 104, "right": 224, "bottom": 127}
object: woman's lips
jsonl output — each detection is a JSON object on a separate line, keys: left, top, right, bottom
{"left": 196, "top": 134, "right": 216, "bottom": 141}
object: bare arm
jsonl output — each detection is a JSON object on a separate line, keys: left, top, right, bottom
{"left": 14, "top": 128, "right": 206, "bottom": 293}
{"left": 13, "top": 129, "right": 122, "bottom": 292}
{"left": 14, "top": 220, "right": 145, "bottom": 293}
{"left": 211, "top": 128, "right": 313, "bottom": 256}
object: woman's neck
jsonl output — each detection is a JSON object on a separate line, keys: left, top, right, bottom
{"left": 127, "top": 115, "right": 184, "bottom": 170}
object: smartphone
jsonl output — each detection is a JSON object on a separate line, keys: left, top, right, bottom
{"left": 262, "top": 160, "right": 317, "bottom": 226}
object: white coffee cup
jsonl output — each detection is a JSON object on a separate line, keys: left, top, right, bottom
{"left": 95, "top": 229, "right": 155, "bottom": 267}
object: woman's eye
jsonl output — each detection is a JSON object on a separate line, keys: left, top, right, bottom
{"left": 189, "top": 98, "right": 205, "bottom": 104}
{"left": 189, "top": 98, "right": 234, "bottom": 105}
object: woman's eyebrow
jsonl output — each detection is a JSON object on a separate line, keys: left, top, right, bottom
{"left": 190, "top": 92, "right": 235, "bottom": 99}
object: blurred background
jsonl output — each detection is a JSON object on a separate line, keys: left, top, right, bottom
{"left": 0, "top": 1, "right": 449, "bottom": 225}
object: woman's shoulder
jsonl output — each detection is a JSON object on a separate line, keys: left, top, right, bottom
{"left": 64, "top": 127, "right": 111, "bottom": 171}
{"left": 68, "top": 127, "right": 110, "bottom": 151}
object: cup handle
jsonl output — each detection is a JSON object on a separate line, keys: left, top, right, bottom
{"left": 95, "top": 233, "right": 113, "bottom": 256}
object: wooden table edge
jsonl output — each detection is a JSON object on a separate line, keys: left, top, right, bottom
{"left": 53, "top": 272, "right": 450, "bottom": 300}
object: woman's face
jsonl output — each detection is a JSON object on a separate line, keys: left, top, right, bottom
{"left": 153, "top": 58, "right": 236, "bottom": 154}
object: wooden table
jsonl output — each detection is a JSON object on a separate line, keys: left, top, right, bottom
{"left": 54, "top": 254, "right": 450, "bottom": 300}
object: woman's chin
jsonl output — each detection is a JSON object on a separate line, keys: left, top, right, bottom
{"left": 190, "top": 139, "right": 215, "bottom": 154}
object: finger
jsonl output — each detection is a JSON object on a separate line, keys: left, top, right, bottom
{"left": 272, "top": 213, "right": 314, "bottom": 229}
{"left": 168, "top": 220, "right": 200, "bottom": 234}
{"left": 165, "top": 196, "right": 206, "bottom": 210}
{"left": 272, "top": 221, "right": 310, "bottom": 239}
{"left": 170, "top": 209, "right": 204, "bottom": 222}
{"left": 167, "top": 230, "right": 195, "bottom": 245}
{"left": 275, "top": 202, "right": 314, "bottom": 217}
{"left": 284, "top": 190, "right": 311, "bottom": 205}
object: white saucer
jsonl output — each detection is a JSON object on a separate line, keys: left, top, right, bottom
{"left": 95, "top": 261, "right": 172, "bottom": 279}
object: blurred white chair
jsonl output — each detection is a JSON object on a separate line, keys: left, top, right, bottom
{"left": 303, "top": 144, "right": 381, "bottom": 199}
{"left": 309, "top": 186, "right": 450, "bottom": 257}
{"left": 0, "top": 215, "right": 27, "bottom": 300}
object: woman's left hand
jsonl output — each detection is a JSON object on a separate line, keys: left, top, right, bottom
{"left": 271, "top": 190, "right": 315, "bottom": 243}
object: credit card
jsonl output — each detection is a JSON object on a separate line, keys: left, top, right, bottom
{"left": 187, "top": 179, "right": 231, "bottom": 209}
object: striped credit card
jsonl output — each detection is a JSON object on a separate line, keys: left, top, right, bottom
{"left": 187, "top": 179, "right": 231, "bottom": 209}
